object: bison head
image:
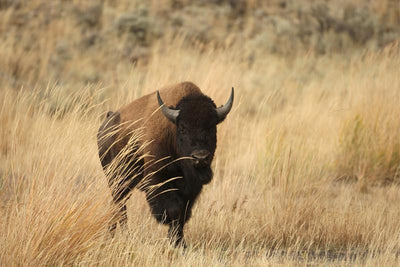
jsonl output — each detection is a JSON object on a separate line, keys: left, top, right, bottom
{"left": 157, "top": 89, "right": 234, "bottom": 182}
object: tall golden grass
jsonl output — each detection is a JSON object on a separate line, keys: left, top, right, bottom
{"left": 1, "top": 0, "right": 400, "bottom": 266}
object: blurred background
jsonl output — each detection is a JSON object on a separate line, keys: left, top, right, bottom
{"left": 1, "top": 0, "right": 399, "bottom": 89}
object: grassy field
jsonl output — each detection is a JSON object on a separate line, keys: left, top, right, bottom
{"left": 1, "top": 0, "right": 400, "bottom": 266}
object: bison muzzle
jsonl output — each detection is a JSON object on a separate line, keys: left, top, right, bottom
{"left": 97, "top": 82, "right": 234, "bottom": 246}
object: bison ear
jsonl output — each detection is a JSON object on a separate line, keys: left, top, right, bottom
{"left": 157, "top": 91, "right": 180, "bottom": 124}
{"left": 216, "top": 87, "right": 234, "bottom": 124}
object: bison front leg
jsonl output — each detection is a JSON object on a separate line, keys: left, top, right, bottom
{"left": 147, "top": 191, "right": 188, "bottom": 247}
{"left": 166, "top": 207, "right": 186, "bottom": 248}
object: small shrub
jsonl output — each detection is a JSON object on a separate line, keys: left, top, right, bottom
{"left": 336, "top": 103, "right": 400, "bottom": 185}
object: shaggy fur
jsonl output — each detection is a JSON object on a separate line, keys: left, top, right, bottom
{"left": 97, "top": 82, "right": 231, "bottom": 246}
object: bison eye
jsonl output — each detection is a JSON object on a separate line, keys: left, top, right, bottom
{"left": 178, "top": 126, "right": 187, "bottom": 135}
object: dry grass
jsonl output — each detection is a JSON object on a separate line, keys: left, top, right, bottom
{"left": 1, "top": 0, "right": 400, "bottom": 266}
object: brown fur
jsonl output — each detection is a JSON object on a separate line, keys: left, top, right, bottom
{"left": 98, "top": 81, "right": 220, "bottom": 245}
{"left": 117, "top": 81, "right": 202, "bottom": 169}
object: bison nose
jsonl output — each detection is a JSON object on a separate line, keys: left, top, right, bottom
{"left": 191, "top": 150, "right": 211, "bottom": 166}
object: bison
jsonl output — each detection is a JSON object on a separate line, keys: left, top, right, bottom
{"left": 97, "top": 81, "right": 234, "bottom": 246}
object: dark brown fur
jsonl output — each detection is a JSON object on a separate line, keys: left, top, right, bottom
{"left": 97, "top": 82, "right": 228, "bottom": 246}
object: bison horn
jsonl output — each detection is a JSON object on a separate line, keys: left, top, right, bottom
{"left": 157, "top": 91, "right": 180, "bottom": 123}
{"left": 216, "top": 87, "right": 234, "bottom": 122}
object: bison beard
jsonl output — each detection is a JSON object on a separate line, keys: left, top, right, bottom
{"left": 97, "top": 82, "right": 233, "bottom": 247}
{"left": 146, "top": 161, "right": 213, "bottom": 246}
